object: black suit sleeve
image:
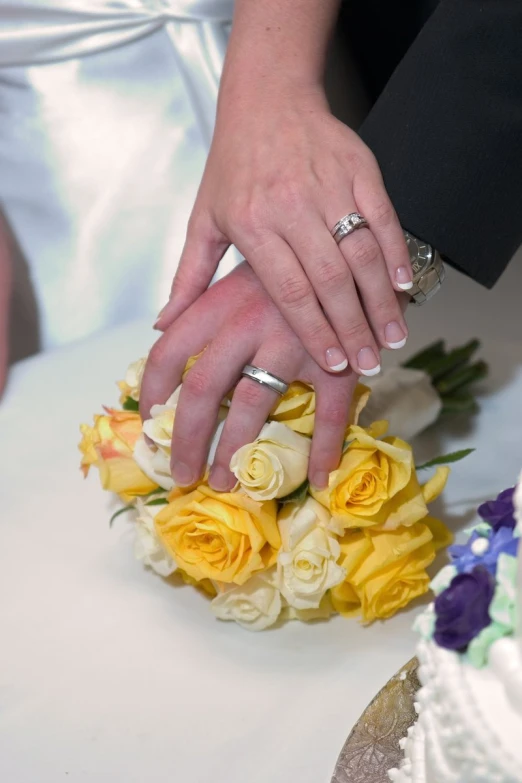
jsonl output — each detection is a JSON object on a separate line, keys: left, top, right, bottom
{"left": 357, "top": 0, "right": 522, "bottom": 288}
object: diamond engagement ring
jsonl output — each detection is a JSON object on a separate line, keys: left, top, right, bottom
{"left": 331, "top": 212, "right": 369, "bottom": 244}
{"left": 241, "top": 365, "right": 289, "bottom": 397}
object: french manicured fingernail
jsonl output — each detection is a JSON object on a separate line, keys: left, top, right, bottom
{"left": 172, "top": 461, "right": 194, "bottom": 487}
{"left": 311, "top": 471, "right": 329, "bottom": 491}
{"left": 325, "top": 347, "right": 348, "bottom": 372}
{"left": 357, "top": 347, "right": 381, "bottom": 376}
{"left": 153, "top": 304, "right": 167, "bottom": 330}
{"left": 396, "top": 267, "right": 413, "bottom": 290}
{"left": 385, "top": 321, "right": 407, "bottom": 350}
{"left": 209, "top": 465, "right": 232, "bottom": 492}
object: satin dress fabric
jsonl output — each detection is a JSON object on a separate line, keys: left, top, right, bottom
{"left": 0, "top": 0, "right": 236, "bottom": 350}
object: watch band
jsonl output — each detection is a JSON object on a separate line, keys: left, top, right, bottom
{"left": 403, "top": 231, "right": 445, "bottom": 305}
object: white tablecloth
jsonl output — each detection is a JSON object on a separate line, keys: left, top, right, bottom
{"left": 2, "top": 257, "right": 522, "bottom": 783}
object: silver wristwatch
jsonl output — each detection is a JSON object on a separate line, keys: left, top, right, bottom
{"left": 403, "top": 231, "right": 445, "bottom": 305}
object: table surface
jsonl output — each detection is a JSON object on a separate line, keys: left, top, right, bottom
{"left": 2, "top": 256, "right": 522, "bottom": 783}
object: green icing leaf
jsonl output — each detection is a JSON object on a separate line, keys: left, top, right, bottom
{"left": 430, "top": 564, "right": 458, "bottom": 596}
{"left": 145, "top": 498, "right": 169, "bottom": 507}
{"left": 416, "top": 448, "right": 475, "bottom": 471}
{"left": 122, "top": 397, "right": 140, "bottom": 412}
{"left": 413, "top": 605, "right": 436, "bottom": 640}
{"left": 466, "top": 621, "right": 509, "bottom": 669}
{"left": 463, "top": 521, "right": 492, "bottom": 537}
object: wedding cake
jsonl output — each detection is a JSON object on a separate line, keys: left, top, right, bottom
{"left": 388, "top": 476, "right": 522, "bottom": 783}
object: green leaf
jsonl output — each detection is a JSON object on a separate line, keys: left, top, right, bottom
{"left": 425, "top": 339, "right": 480, "bottom": 382}
{"left": 402, "top": 339, "right": 445, "bottom": 371}
{"left": 440, "top": 391, "right": 479, "bottom": 416}
{"left": 436, "top": 361, "right": 488, "bottom": 396}
{"left": 279, "top": 479, "right": 310, "bottom": 505}
{"left": 416, "top": 448, "right": 475, "bottom": 471}
{"left": 109, "top": 504, "right": 134, "bottom": 526}
{"left": 122, "top": 397, "right": 140, "bottom": 412}
{"left": 147, "top": 486, "right": 168, "bottom": 497}
{"left": 145, "top": 498, "right": 169, "bottom": 507}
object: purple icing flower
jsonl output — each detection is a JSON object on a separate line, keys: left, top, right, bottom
{"left": 478, "top": 487, "right": 516, "bottom": 532}
{"left": 434, "top": 566, "right": 495, "bottom": 651}
{"left": 449, "top": 526, "right": 519, "bottom": 575}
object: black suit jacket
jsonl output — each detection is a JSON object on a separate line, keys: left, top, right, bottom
{"left": 342, "top": 0, "right": 522, "bottom": 288}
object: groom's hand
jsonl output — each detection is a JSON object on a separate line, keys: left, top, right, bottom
{"left": 141, "top": 262, "right": 358, "bottom": 492}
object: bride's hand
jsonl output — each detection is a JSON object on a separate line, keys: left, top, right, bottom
{"left": 156, "top": 82, "right": 411, "bottom": 377}
{"left": 140, "top": 262, "right": 358, "bottom": 492}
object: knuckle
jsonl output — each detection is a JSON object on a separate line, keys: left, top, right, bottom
{"left": 316, "top": 259, "right": 349, "bottom": 291}
{"left": 272, "top": 179, "right": 302, "bottom": 213}
{"left": 233, "top": 378, "right": 268, "bottom": 410}
{"left": 319, "top": 402, "right": 349, "bottom": 429}
{"left": 228, "top": 196, "right": 264, "bottom": 236}
{"left": 183, "top": 368, "right": 213, "bottom": 401}
{"left": 370, "top": 198, "right": 394, "bottom": 227}
{"left": 146, "top": 340, "right": 168, "bottom": 373}
{"left": 349, "top": 238, "right": 381, "bottom": 272}
{"left": 341, "top": 319, "right": 371, "bottom": 345}
{"left": 278, "top": 275, "right": 312, "bottom": 308}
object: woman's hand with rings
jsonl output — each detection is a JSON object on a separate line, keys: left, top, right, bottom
{"left": 141, "top": 262, "right": 359, "bottom": 492}
{"left": 156, "top": 82, "right": 412, "bottom": 378}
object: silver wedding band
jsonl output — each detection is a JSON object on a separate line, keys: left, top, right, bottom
{"left": 331, "top": 212, "right": 369, "bottom": 244}
{"left": 241, "top": 365, "right": 289, "bottom": 396}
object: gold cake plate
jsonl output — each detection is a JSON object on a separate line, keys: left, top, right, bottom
{"left": 331, "top": 657, "right": 420, "bottom": 783}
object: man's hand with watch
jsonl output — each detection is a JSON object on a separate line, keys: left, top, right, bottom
{"left": 403, "top": 230, "right": 446, "bottom": 305}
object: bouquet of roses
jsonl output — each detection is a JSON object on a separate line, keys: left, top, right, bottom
{"left": 79, "top": 354, "right": 458, "bottom": 631}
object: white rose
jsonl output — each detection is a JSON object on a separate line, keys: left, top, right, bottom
{"left": 230, "top": 421, "right": 310, "bottom": 501}
{"left": 134, "top": 497, "right": 177, "bottom": 577}
{"left": 211, "top": 569, "right": 282, "bottom": 631}
{"left": 277, "top": 497, "right": 345, "bottom": 610}
{"left": 124, "top": 357, "right": 147, "bottom": 401}
{"left": 135, "top": 387, "right": 227, "bottom": 490}
{"left": 358, "top": 366, "right": 442, "bottom": 440}
{"left": 282, "top": 593, "right": 336, "bottom": 623}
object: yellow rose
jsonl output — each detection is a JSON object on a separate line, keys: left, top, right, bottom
{"left": 154, "top": 485, "right": 280, "bottom": 585}
{"left": 311, "top": 423, "right": 449, "bottom": 530}
{"left": 269, "top": 382, "right": 370, "bottom": 436}
{"left": 79, "top": 408, "right": 158, "bottom": 501}
{"left": 230, "top": 421, "right": 310, "bottom": 500}
{"left": 330, "top": 516, "right": 453, "bottom": 622}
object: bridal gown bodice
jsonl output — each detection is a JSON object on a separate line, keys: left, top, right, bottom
{"left": 0, "top": 0, "right": 235, "bottom": 350}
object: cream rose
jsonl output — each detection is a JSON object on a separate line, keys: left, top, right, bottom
{"left": 211, "top": 569, "right": 282, "bottom": 631}
{"left": 230, "top": 421, "right": 310, "bottom": 501}
{"left": 118, "top": 357, "right": 147, "bottom": 403}
{"left": 135, "top": 387, "right": 227, "bottom": 490}
{"left": 276, "top": 497, "right": 345, "bottom": 610}
{"left": 134, "top": 497, "right": 177, "bottom": 577}
{"left": 358, "top": 367, "right": 442, "bottom": 441}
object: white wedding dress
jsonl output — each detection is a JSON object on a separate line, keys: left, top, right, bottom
{"left": 0, "top": 0, "right": 236, "bottom": 351}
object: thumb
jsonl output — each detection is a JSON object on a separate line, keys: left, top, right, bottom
{"left": 155, "top": 213, "right": 229, "bottom": 332}
{"left": 0, "top": 214, "right": 12, "bottom": 398}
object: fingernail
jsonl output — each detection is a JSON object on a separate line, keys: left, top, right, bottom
{"left": 311, "top": 471, "right": 329, "bottom": 491}
{"left": 153, "top": 304, "right": 167, "bottom": 330}
{"left": 357, "top": 347, "right": 381, "bottom": 376}
{"left": 325, "top": 347, "right": 348, "bottom": 372}
{"left": 385, "top": 321, "right": 407, "bottom": 350}
{"left": 209, "top": 465, "right": 233, "bottom": 492}
{"left": 172, "top": 461, "right": 194, "bottom": 487}
{"left": 396, "top": 267, "right": 413, "bottom": 291}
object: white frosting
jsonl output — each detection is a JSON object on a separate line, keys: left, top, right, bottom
{"left": 388, "top": 638, "right": 522, "bottom": 783}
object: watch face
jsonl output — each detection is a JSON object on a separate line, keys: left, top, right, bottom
{"left": 404, "top": 232, "right": 433, "bottom": 276}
